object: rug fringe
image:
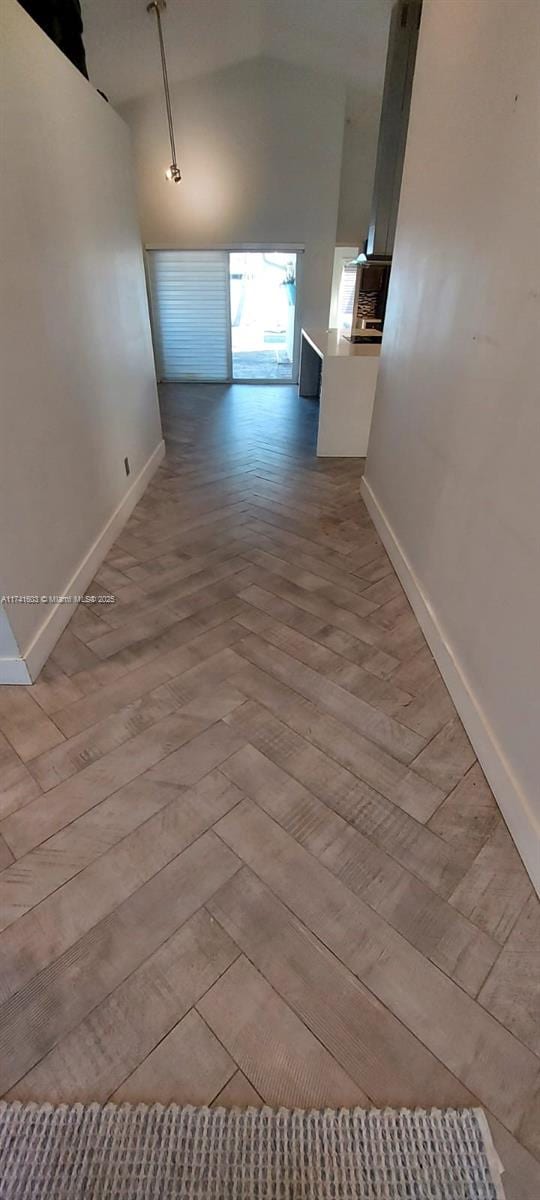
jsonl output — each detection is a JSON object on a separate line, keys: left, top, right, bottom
{"left": 0, "top": 1101, "right": 507, "bottom": 1199}
{"left": 474, "top": 1109, "right": 507, "bottom": 1200}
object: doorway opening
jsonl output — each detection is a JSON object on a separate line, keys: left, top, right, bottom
{"left": 230, "top": 252, "right": 297, "bottom": 381}
{"left": 147, "top": 248, "right": 298, "bottom": 384}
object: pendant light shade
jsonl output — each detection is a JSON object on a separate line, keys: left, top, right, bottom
{"left": 147, "top": 0, "right": 181, "bottom": 182}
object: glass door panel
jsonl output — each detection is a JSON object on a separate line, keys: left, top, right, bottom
{"left": 229, "top": 252, "right": 297, "bottom": 381}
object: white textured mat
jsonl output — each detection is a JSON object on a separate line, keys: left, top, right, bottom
{"left": 0, "top": 1102, "right": 505, "bottom": 1199}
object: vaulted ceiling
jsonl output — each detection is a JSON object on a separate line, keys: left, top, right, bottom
{"left": 82, "top": 0, "right": 392, "bottom": 106}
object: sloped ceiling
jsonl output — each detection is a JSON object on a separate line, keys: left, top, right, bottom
{"left": 82, "top": 0, "right": 392, "bottom": 105}
{"left": 262, "top": 0, "right": 392, "bottom": 96}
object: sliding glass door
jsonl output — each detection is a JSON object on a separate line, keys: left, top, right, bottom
{"left": 230, "top": 252, "right": 297, "bottom": 381}
{"left": 147, "top": 249, "right": 297, "bottom": 383}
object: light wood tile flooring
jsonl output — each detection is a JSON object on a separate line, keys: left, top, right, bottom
{"left": 1, "top": 384, "right": 538, "bottom": 1198}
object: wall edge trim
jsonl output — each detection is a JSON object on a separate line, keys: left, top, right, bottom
{"left": 0, "top": 439, "right": 166, "bottom": 687}
{"left": 361, "top": 474, "right": 540, "bottom": 895}
{"left": 0, "top": 657, "right": 32, "bottom": 685}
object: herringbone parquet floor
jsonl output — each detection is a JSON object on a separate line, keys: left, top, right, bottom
{"left": 0, "top": 384, "right": 538, "bottom": 1197}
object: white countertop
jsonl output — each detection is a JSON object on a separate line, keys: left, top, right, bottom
{"left": 302, "top": 327, "right": 381, "bottom": 359}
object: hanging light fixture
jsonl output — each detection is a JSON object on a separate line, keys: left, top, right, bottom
{"left": 146, "top": 0, "right": 181, "bottom": 182}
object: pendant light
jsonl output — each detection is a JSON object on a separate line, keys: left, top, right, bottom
{"left": 146, "top": 0, "right": 181, "bottom": 182}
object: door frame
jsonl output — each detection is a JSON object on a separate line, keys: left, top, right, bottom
{"left": 145, "top": 244, "right": 304, "bottom": 385}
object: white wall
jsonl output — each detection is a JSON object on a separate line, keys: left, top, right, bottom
{"left": 0, "top": 0, "right": 163, "bottom": 682}
{"left": 120, "top": 57, "right": 346, "bottom": 332}
{"left": 336, "top": 88, "right": 383, "bottom": 246}
{"left": 363, "top": 0, "right": 540, "bottom": 888}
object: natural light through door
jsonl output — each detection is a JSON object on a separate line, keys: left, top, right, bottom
{"left": 230, "top": 252, "right": 297, "bottom": 381}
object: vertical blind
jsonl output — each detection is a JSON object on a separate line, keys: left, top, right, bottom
{"left": 338, "top": 264, "right": 357, "bottom": 329}
{"left": 147, "top": 250, "right": 230, "bottom": 382}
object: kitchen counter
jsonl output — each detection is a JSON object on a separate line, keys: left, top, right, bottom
{"left": 299, "top": 328, "right": 381, "bottom": 457}
{"left": 302, "top": 327, "right": 381, "bottom": 359}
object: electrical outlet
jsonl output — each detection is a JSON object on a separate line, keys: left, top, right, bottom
{"left": 124, "top": 456, "right": 130, "bottom": 477}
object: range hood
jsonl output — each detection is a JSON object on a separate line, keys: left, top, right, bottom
{"left": 341, "top": 1, "right": 422, "bottom": 342}
{"left": 365, "top": 0, "right": 422, "bottom": 260}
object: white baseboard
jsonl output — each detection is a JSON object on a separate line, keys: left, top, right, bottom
{"left": 0, "top": 656, "right": 32, "bottom": 684}
{"left": 361, "top": 475, "right": 540, "bottom": 894}
{"left": 1, "top": 440, "right": 165, "bottom": 686}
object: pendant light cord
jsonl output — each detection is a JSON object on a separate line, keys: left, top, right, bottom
{"left": 148, "top": 1, "right": 178, "bottom": 168}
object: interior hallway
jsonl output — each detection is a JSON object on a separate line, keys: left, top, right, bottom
{"left": 0, "top": 384, "right": 538, "bottom": 1197}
